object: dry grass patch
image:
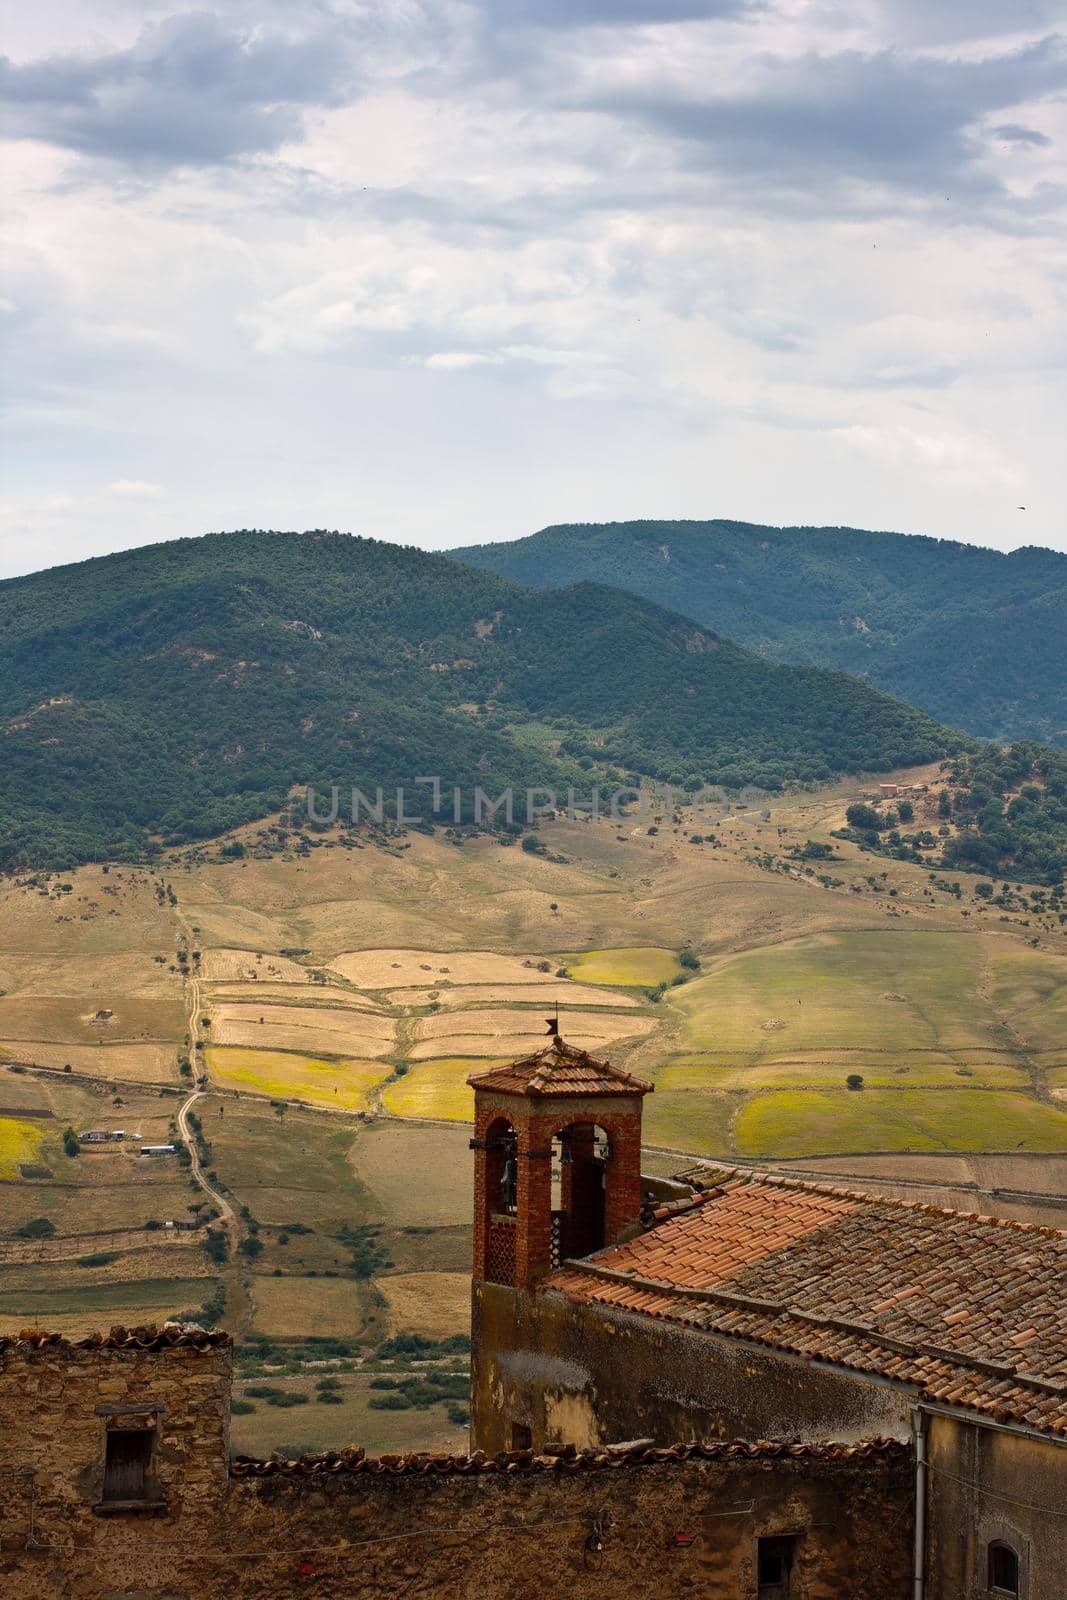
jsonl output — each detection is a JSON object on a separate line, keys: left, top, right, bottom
{"left": 411, "top": 1007, "right": 654, "bottom": 1056}
{"left": 201, "top": 1097, "right": 373, "bottom": 1232}
{"left": 208, "top": 1002, "right": 395, "bottom": 1057}
{"left": 207, "top": 983, "right": 383, "bottom": 1010}
{"left": 0, "top": 1182, "right": 201, "bottom": 1238}
{"left": 0, "top": 1276, "right": 214, "bottom": 1335}
{"left": 0, "top": 995, "right": 183, "bottom": 1046}
{"left": 230, "top": 1376, "right": 468, "bottom": 1459}
{"left": 0, "top": 1245, "right": 212, "bottom": 1294}
{"left": 249, "top": 1275, "right": 381, "bottom": 1341}
{"left": 350, "top": 1123, "right": 472, "bottom": 1227}
{"left": 378, "top": 1271, "right": 471, "bottom": 1341}
{"left": 389, "top": 982, "right": 639, "bottom": 1009}
{"left": 330, "top": 950, "right": 550, "bottom": 988}
{"left": 204, "top": 1047, "right": 391, "bottom": 1112}
{"left": 0, "top": 1042, "right": 178, "bottom": 1082}
{"left": 199, "top": 948, "right": 314, "bottom": 983}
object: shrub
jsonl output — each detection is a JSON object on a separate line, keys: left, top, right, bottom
{"left": 368, "top": 1391, "right": 411, "bottom": 1410}
{"left": 446, "top": 1401, "right": 470, "bottom": 1426}
{"left": 15, "top": 1217, "right": 55, "bottom": 1239}
{"left": 77, "top": 1251, "right": 118, "bottom": 1268}
{"left": 230, "top": 1398, "right": 256, "bottom": 1415}
{"left": 318, "top": 1390, "right": 344, "bottom": 1405}
{"left": 845, "top": 803, "right": 887, "bottom": 832}
{"left": 62, "top": 1127, "right": 80, "bottom": 1158}
{"left": 678, "top": 950, "right": 700, "bottom": 970}
{"left": 845, "top": 1074, "right": 864, "bottom": 1091}
{"left": 204, "top": 1231, "right": 228, "bottom": 1264}
{"left": 377, "top": 1332, "right": 470, "bottom": 1359}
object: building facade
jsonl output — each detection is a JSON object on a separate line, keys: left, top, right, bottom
{"left": 468, "top": 1039, "right": 1067, "bottom": 1600}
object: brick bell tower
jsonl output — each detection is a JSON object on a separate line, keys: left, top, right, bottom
{"left": 468, "top": 1029, "right": 652, "bottom": 1292}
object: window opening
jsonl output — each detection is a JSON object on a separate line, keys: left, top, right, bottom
{"left": 102, "top": 1426, "right": 154, "bottom": 1503}
{"left": 757, "top": 1534, "right": 799, "bottom": 1599}
{"left": 988, "top": 1543, "right": 1019, "bottom": 1597}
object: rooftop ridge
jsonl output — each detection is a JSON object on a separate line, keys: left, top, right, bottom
{"left": 679, "top": 1162, "right": 1067, "bottom": 1240}
{"left": 551, "top": 1259, "right": 1067, "bottom": 1398}
{"left": 0, "top": 1323, "right": 231, "bottom": 1353}
{"left": 230, "top": 1436, "right": 906, "bottom": 1479}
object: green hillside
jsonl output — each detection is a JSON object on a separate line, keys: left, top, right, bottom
{"left": 451, "top": 521, "right": 1067, "bottom": 746}
{"left": 0, "top": 530, "right": 955, "bottom": 870}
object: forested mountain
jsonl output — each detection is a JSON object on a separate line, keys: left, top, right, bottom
{"left": 451, "top": 522, "right": 1067, "bottom": 746}
{"left": 0, "top": 530, "right": 954, "bottom": 870}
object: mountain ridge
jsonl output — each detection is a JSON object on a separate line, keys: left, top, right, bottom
{"left": 449, "top": 520, "right": 1067, "bottom": 746}
{"left": 0, "top": 529, "right": 955, "bottom": 870}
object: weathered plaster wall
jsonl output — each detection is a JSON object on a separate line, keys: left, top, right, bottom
{"left": 471, "top": 1281, "right": 915, "bottom": 1454}
{"left": 924, "top": 1413, "right": 1067, "bottom": 1600}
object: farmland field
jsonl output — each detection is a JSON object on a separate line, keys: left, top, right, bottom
{"left": 203, "top": 1047, "right": 392, "bottom": 1111}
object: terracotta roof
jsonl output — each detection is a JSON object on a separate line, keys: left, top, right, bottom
{"left": 547, "top": 1165, "right": 1067, "bottom": 1439}
{"left": 1, "top": 1323, "right": 231, "bottom": 1353}
{"left": 231, "top": 1436, "right": 903, "bottom": 1478}
{"left": 468, "top": 1037, "right": 652, "bottom": 1099}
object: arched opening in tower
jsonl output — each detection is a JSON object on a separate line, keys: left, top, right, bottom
{"left": 551, "top": 1121, "right": 610, "bottom": 1267}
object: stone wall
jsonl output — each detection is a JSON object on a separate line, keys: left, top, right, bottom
{"left": 0, "top": 1331, "right": 912, "bottom": 1600}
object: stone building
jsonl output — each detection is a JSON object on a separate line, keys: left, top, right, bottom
{"left": 468, "top": 1038, "right": 1067, "bottom": 1600}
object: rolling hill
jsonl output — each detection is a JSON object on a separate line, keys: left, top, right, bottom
{"left": 0, "top": 530, "right": 956, "bottom": 870}
{"left": 450, "top": 521, "right": 1067, "bottom": 746}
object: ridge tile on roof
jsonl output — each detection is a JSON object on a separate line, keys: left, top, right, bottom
{"left": 468, "top": 1036, "right": 652, "bottom": 1098}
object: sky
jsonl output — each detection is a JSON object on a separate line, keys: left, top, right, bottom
{"left": 2, "top": 0, "right": 1066, "bottom": 580}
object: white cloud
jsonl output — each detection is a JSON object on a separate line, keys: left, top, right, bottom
{"left": 107, "top": 478, "right": 165, "bottom": 498}
{"left": 0, "top": 0, "right": 1064, "bottom": 577}
{"left": 423, "top": 351, "right": 503, "bottom": 368}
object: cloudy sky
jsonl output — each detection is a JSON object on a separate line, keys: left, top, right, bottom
{"left": 2, "top": 0, "right": 1065, "bottom": 579}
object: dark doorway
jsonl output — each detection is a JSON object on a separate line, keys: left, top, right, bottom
{"left": 757, "top": 1534, "right": 799, "bottom": 1599}
{"left": 102, "top": 1426, "right": 154, "bottom": 1503}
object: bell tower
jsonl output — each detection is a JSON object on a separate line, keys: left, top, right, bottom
{"left": 468, "top": 1034, "right": 652, "bottom": 1293}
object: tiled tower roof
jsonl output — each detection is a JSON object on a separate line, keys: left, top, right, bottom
{"left": 468, "top": 1036, "right": 653, "bottom": 1099}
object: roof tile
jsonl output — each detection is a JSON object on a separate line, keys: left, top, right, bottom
{"left": 545, "top": 1163, "right": 1067, "bottom": 1439}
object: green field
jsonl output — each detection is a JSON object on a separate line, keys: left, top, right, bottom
{"left": 733, "top": 1089, "right": 1067, "bottom": 1160}
{"left": 382, "top": 1058, "right": 507, "bottom": 1121}
{"left": 204, "top": 1047, "right": 392, "bottom": 1112}
{"left": 0, "top": 1276, "right": 213, "bottom": 1327}
{"left": 0, "top": 1117, "right": 46, "bottom": 1178}
{"left": 561, "top": 947, "right": 682, "bottom": 986}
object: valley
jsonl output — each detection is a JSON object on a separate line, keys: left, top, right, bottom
{"left": 2, "top": 761, "right": 1066, "bottom": 1453}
